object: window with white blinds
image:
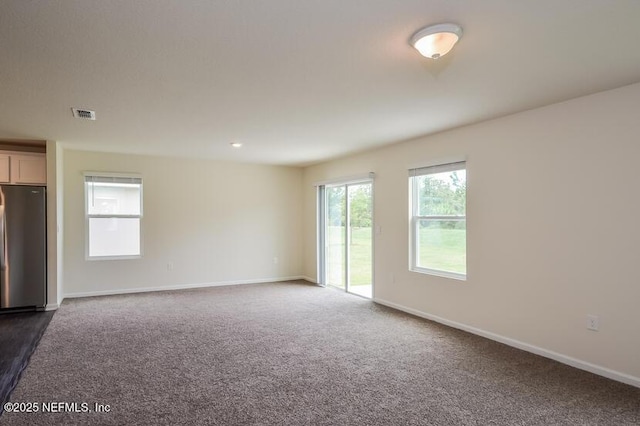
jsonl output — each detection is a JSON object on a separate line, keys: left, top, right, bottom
{"left": 84, "top": 173, "right": 143, "bottom": 259}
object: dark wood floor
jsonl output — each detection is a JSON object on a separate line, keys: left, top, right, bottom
{"left": 0, "top": 310, "right": 54, "bottom": 413}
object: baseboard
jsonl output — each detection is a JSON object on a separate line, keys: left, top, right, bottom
{"left": 300, "top": 276, "right": 318, "bottom": 284}
{"left": 44, "top": 303, "right": 59, "bottom": 311}
{"left": 63, "top": 276, "right": 306, "bottom": 299}
{"left": 374, "top": 297, "right": 640, "bottom": 389}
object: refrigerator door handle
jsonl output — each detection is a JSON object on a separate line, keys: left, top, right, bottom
{"left": 0, "top": 186, "right": 6, "bottom": 308}
{"left": 0, "top": 197, "right": 4, "bottom": 271}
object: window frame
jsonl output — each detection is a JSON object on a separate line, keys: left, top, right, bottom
{"left": 84, "top": 172, "right": 143, "bottom": 261}
{"left": 409, "top": 161, "right": 467, "bottom": 280}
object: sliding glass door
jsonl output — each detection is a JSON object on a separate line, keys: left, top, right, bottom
{"left": 320, "top": 181, "right": 373, "bottom": 298}
{"left": 326, "top": 186, "right": 347, "bottom": 289}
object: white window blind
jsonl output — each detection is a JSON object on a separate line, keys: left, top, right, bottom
{"left": 409, "top": 161, "right": 466, "bottom": 177}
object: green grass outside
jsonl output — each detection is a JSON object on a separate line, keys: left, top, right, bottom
{"left": 418, "top": 228, "right": 466, "bottom": 274}
{"left": 326, "top": 226, "right": 372, "bottom": 287}
{"left": 327, "top": 226, "right": 466, "bottom": 283}
{"left": 348, "top": 227, "right": 372, "bottom": 286}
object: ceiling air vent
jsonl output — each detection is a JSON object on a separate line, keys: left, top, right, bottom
{"left": 71, "top": 108, "right": 96, "bottom": 120}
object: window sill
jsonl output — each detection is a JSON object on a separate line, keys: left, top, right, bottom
{"left": 410, "top": 267, "right": 466, "bottom": 281}
{"left": 86, "top": 255, "right": 142, "bottom": 261}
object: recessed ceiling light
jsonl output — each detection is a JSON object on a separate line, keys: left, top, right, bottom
{"left": 410, "top": 23, "right": 463, "bottom": 59}
{"left": 230, "top": 142, "right": 243, "bottom": 148}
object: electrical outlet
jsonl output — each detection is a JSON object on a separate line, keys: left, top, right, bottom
{"left": 273, "top": 257, "right": 279, "bottom": 264}
{"left": 167, "top": 262, "right": 174, "bottom": 271}
{"left": 586, "top": 314, "right": 599, "bottom": 331}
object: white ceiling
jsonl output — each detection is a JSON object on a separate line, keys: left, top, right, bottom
{"left": 2, "top": 1, "right": 640, "bottom": 166}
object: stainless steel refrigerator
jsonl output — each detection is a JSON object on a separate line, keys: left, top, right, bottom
{"left": 0, "top": 185, "right": 47, "bottom": 311}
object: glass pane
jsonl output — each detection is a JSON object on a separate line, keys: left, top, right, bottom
{"left": 89, "top": 218, "right": 140, "bottom": 257}
{"left": 326, "top": 186, "right": 346, "bottom": 289}
{"left": 416, "top": 169, "right": 466, "bottom": 216}
{"left": 416, "top": 219, "right": 466, "bottom": 275}
{"left": 348, "top": 184, "right": 372, "bottom": 297}
{"left": 87, "top": 182, "right": 141, "bottom": 215}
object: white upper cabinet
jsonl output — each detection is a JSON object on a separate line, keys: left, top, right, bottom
{"left": 0, "top": 152, "right": 47, "bottom": 185}
{"left": 0, "top": 155, "right": 11, "bottom": 183}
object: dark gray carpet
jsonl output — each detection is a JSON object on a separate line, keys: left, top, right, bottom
{"left": 2, "top": 281, "right": 639, "bottom": 425}
{"left": 0, "top": 310, "right": 54, "bottom": 414}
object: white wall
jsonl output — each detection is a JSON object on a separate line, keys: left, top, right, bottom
{"left": 303, "top": 82, "right": 640, "bottom": 385}
{"left": 45, "top": 140, "right": 63, "bottom": 309}
{"left": 63, "top": 150, "right": 303, "bottom": 296}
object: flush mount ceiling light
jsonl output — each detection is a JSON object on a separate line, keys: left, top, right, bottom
{"left": 230, "top": 142, "right": 243, "bottom": 148}
{"left": 410, "top": 23, "right": 462, "bottom": 59}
